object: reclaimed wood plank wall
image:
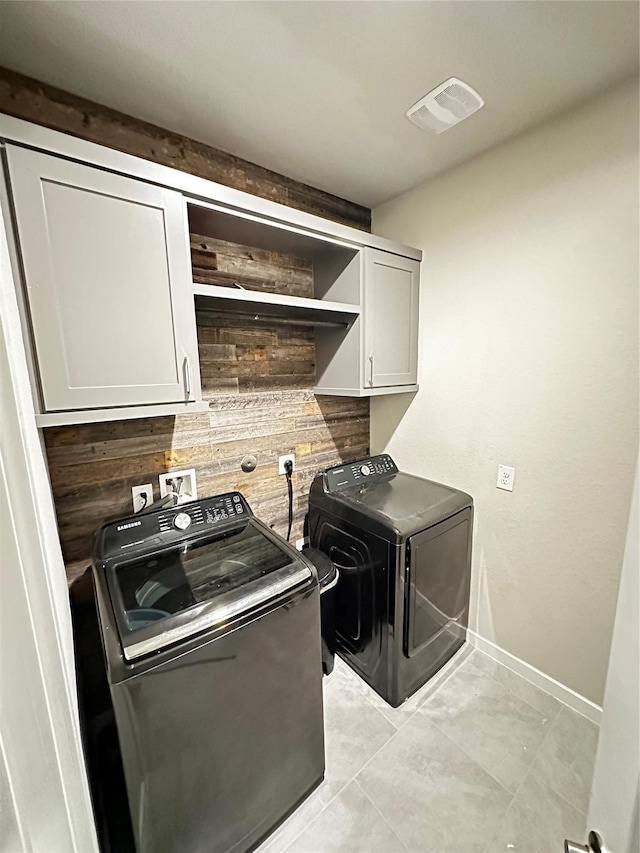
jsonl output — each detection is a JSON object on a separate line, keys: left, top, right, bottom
{"left": 0, "top": 67, "right": 371, "bottom": 577}
{"left": 0, "top": 67, "right": 370, "bottom": 229}
{"left": 44, "top": 233, "right": 370, "bottom": 575}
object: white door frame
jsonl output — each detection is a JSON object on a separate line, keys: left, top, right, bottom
{"left": 587, "top": 458, "right": 639, "bottom": 853}
{"left": 0, "top": 197, "right": 98, "bottom": 850}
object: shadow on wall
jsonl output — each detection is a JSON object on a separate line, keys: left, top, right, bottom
{"left": 369, "top": 391, "right": 417, "bottom": 455}
{"left": 44, "top": 414, "right": 184, "bottom": 565}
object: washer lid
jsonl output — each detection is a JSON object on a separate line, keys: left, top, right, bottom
{"left": 103, "top": 519, "right": 311, "bottom": 660}
{"left": 324, "top": 471, "right": 472, "bottom": 539}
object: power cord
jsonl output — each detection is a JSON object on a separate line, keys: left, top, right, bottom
{"left": 284, "top": 458, "right": 293, "bottom": 542}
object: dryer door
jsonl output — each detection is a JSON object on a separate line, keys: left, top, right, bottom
{"left": 404, "top": 508, "right": 472, "bottom": 659}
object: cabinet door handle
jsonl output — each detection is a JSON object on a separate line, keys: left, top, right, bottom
{"left": 184, "top": 356, "right": 192, "bottom": 398}
{"left": 369, "top": 355, "right": 374, "bottom": 387}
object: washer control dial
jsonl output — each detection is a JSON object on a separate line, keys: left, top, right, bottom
{"left": 173, "top": 512, "right": 192, "bottom": 531}
{"left": 360, "top": 464, "right": 372, "bottom": 477}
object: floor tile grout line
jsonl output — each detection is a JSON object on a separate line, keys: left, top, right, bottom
{"left": 471, "top": 691, "right": 593, "bottom": 823}
{"left": 351, "top": 710, "right": 515, "bottom": 853}
{"left": 519, "top": 760, "right": 590, "bottom": 821}
{"left": 418, "top": 708, "right": 518, "bottom": 800}
{"left": 359, "top": 694, "right": 419, "bottom": 733}
{"left": 462, "top": 653, "right": 565, "bottom": 735}
{"left": 550, "top": 751, "right": 595, "bottom": 813}
{"left": 411, "top": 646, "right": 478, "bottom": 710}
{"left": 336, "top": 651, "right": 532, "bottom": 805}
{"left": 417, "top": 654, "right": 548, "bottom": 799}
{"left": 277, "top": 719, "right": 403, "bottom": 853}
{"left": 517, "top": 700, "right": 589, "bottom": 813}
{"left": 327, "top": 655, "right": 482, "bottom": 796}
{"left": 337, "top": 652, "right": 562, "bottom": 805}
{"left": 296, "top": 678, "right": 400, "bottom": 822}
{"left": 276, "top": 792, "right": 331, "bottom": 853}
{"left": 280, "top": 656, "right": 590, "bottom": 853}
{"left": 330, "top": 667, "right": 416, "bottom": 735}
{"left": 488, "top": 753, "right": 589, "bottom": 853}
{"left": 524, "top": 707, "right": 595, "bottom": 817}
{"left": 337, "top": 716, "right": 403, "bottom": 795}
{"left": 470, "top": 650, "right": 571, "bottom": 723}
{"left": 344, "top": 643, "right": 475, "bottom": 725}
{"left": 353, "top": 778, "right": 410, "bottom": 852}
{"left": 311, "top": 676, "right": 425, "bottom": 822}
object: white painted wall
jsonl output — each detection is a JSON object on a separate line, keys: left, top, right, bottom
{"left": 371, "top": 79, "right": 639, "bottom": 705}
{"left": 0, "top": 197, "right": 98, "bottom": 850}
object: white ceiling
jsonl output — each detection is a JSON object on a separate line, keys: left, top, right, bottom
{"left": 0, "top": 1, "right": 638, "bottom": 208}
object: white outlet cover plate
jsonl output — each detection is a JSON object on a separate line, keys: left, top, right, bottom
{"left": 159, "top": 468, "right": 197, "bottom": 502}
{"left": 497, "top": 465, "right": 515, "bottom": 491}
{"left": 278, "top": 454, "right": 295, "bottom": 475}
{"left": 132, "top": 483, "right": 153, "bottom": 513}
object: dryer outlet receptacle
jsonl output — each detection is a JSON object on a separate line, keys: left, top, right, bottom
{"left": 279, "top": 454, "right": 295, "bottom": 475}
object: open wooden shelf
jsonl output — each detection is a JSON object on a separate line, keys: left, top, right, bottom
{"left": 193, "top": 283, "right": 360, "bottom": 327}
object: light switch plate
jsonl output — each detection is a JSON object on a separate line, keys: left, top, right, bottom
{"left": 497, "top": 465, "right": 515, "bottom": 491}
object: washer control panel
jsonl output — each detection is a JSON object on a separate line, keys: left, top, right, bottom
{"left": 96, "top": 492, "right": 252, "bottom": 560}
{"left": 324, "top": 454, "right": 398, "bottom": 492}
{"left": 157, "top": 492, "right": 247, "bottom": 533}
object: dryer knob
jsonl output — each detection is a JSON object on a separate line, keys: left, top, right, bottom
{"left": 360, "top": 465, "right": 372, "bottom": 476}
{"left": 173, "top": 512, "right": 192, "bottom": 531}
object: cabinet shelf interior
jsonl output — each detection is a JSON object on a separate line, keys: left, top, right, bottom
{"left": 187, "top": 202, "right": 361, "bottom": 305}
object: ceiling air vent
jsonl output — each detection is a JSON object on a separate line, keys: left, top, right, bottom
{"left": 406, "top": 77, "right": 484, "bottom": 134}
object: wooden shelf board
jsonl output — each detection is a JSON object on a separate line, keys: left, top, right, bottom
{"left": 193, "top": 283, "right": 360, "bottom": 326}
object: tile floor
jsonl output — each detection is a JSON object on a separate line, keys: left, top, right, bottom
{"left": 257, "top": 647, "right": 599, "bottom": 853}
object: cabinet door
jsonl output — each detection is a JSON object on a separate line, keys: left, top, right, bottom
{"left": 6, "top": 146, "right": 199, "bottom": 412}
{"left": 363, "top": 248, "right": 419, "bottom": 388}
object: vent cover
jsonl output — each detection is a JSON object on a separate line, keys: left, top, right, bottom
{"left": 406, "top": 78, "right": 484, "bottom": 134}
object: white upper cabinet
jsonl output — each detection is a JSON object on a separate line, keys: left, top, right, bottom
{"left": 1, "top": 117, "right": 422, "bottom": 417}
{"left": 5, "top": 145, "right": 202, "bottom": 417}
{"left": 363, "top": 248, "right": 419, "bottom": 389}
{"left": 314, "top": 248, "right": 420, "bottom": 397}
{"left": 187, "top": 204, "right": 421, "bottom": 398}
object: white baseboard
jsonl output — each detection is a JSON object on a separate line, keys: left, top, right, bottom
{"left": 467, "top": 630, "right": 602, "bottom": 725}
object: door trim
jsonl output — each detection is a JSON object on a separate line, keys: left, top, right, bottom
{"left": 0, "top": 200, "right": 98, "bottom": 849}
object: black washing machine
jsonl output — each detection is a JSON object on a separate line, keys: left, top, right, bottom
{"left": 71, "top": 491, "right": 325, "bottom": 853}
{"left": 308, "top": 454, "right": 473, "bottom": 707}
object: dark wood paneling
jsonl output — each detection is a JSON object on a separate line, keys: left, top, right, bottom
{"left": 0, "top": 67, "right": 371, "bottom": 230}
{"left": 45, "top": 235, "right": 370, "bottom": 578}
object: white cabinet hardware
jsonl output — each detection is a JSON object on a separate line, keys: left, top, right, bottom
{"left": 184, "top": 356, "right": 192, "bottom": 398}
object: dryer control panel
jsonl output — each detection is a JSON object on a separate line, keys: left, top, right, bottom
{"left": 323, "top": 454, "right": 398, "bottom": 492}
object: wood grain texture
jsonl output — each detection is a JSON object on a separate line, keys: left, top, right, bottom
{"left": 0, "top": 67, "right": 371, "bottom": 230}
{"left": 45, "top": 234, "right": 370, "bottom": 573}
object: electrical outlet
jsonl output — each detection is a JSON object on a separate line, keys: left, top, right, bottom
{"left": 132, "top": 483, "right": 153, "bottom": 513}
{"left": 497, "top": 465, "right": 515, "bottom": 492}
{"left": 295, "top": 536, "right": 309, "bottom": 551}
{"left": 159, "top": 468, "right": 197, "bottom": 503}
{"left": 278, "top": 454, "right": 295, "bottom": 475}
